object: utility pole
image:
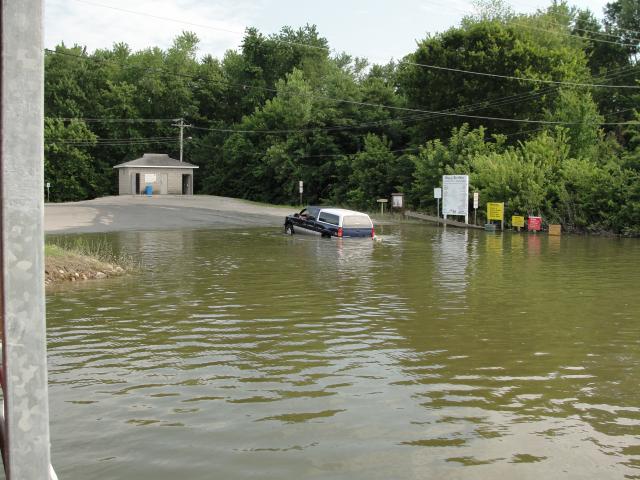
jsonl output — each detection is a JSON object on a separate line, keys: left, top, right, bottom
{"left": 172, "top": 118, "right": 191, "bottom": 162}
{"left": 2, "top": 1, "right": 55, "bottom": 478}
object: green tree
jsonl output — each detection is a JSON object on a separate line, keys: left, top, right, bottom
{"left": 346, "top": 134, "right": 405, "bottom": 209}
{"left": 397, "top": 9, "right": 593, "bottom": 142}
{"left": 545, "top": 89, "right": 603, "bottom": 159}
{"left": 410, "top": 125, "right": 503, "bottom": 208}
{"left": 605, "top": 0, "right": 640, "bottom": 54}
{"left": 44, "top": 119, "right": 98, "bottom": 201}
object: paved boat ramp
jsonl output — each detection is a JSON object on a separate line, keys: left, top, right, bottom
{"left": 404, "top": 211, "right": 484, "bottom": 229}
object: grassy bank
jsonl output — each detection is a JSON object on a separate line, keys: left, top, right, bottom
{"left": 44, "top": 238, "right": 136, "bottom": 286}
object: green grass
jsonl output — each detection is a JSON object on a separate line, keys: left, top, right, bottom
{"left": 44, "top": 244, "right": 66, "bottom": 257}
{"left": 45, "top": 237, "right": 139, "bottom": 270}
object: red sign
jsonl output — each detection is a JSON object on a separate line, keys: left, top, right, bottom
{"left": 528, "top": 216, "right": 542, "bottom": 231}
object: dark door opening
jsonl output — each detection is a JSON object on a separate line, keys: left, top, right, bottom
{"left": 135, "top": 173, "right": 140, "bottom": 194}
{"left": 182, "top": 174, "right": 190, "bottom": 195}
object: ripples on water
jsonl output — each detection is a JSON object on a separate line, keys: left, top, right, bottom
{"left": 47, "top": 227, "right": 640, "bottom": 479}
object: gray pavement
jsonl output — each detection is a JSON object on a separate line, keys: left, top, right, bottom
{"left": 45, "top": 195, "right": 295, "bottom": 233}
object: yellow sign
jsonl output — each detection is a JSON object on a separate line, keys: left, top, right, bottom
{"left": 512, "top": 215, "right": 525, "bottom": 228}
{"left": 487, "top": 202, "right": 504, "bottom": 221}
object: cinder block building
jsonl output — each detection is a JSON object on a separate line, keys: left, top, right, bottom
{"left": 114, "top": 153, "right": 198, "bottom": 195}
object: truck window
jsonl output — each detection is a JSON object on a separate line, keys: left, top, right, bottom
{"left": 342, "top": 215, "right": 372, "bottom": 228}
{"left": 318, "top": 212, "right": 339, "bottom": 225}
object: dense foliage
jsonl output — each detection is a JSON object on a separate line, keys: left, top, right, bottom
{"left": 45, "top": 1, "right": 640, "bottom": 235}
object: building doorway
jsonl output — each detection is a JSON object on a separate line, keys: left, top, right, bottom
{"left": 159, "top": 174, "right": 168, "bottom": 194}
{"left": 135, "top": 173, "right": 141, "bottom": 194}
{"left": 182, "top": 174, "right": 191, "bottom": 195}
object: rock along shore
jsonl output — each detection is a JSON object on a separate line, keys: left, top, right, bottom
{"left": 45, "top": 251, "right": 126, "bottom": 286}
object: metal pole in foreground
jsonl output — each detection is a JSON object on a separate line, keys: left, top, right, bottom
{"left": 2, "top": 1, "right": 52, "bottom": 478}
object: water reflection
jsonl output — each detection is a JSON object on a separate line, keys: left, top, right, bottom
{"left": 527, "top": 234, "right": 542, "bottom": 256}
{"left": 548, "top": 234, "right": 561, "bottom": 254}
{"left": 510, "top": 232, "right": 524, "bottom": 254}
{"left": 46, "top": 226, "right": 640, "bottom": 479}
{"left": 434, "top": 228, "right": 470, "bottom": 297}
{"left": 334, "top": 238, "right": 374, "bottom": 268}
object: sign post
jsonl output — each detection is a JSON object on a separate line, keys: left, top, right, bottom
{"left": 442, "top": 175, "right": 469, "bottom": 224}
{"left": 299, "top": 180, "right": 303, "bottom": 206}
{"left": 46, "top": 182, "right": 50, "bottom": 202}
{"left": 528, "top": 216, "right": 542, "bottom": 232}
{"left": 473, "top": 192, "right": 479, "bottom": 225}
{"left": 487, "top": 202, "right": 504, "bottom": 230}
{"left": 377, "top": 198, "right": 388, "bottom": 215}
{"left": 512, "top": 215, "right": 525, "bottom": 232}
{"left": 391, "top": 193, "right": 404, "bottom": 210}
{"left": 434, "top": 187, "right": 442, "bottom": 225}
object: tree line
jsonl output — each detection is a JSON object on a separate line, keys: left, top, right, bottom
{"left": 45, "top": 0, "right": 640, "bottom": 235}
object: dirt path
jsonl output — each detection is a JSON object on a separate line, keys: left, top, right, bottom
{"left": 45, "top": 195, "right": 295, "bottom": 234}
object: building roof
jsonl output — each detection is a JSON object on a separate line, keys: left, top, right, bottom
{"left": 113, "top": 153, "right": 199, "bottom": 169}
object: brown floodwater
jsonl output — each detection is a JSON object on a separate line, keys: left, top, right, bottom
{"left": 46, "top": 225, "right": 640, "bottom": 479}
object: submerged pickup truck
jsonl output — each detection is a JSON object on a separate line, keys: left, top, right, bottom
{"left": 284, "top": 206, "right": 375, "bottom": 238}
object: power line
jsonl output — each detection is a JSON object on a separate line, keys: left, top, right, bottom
{"left": 49, "top": 94, "right": 637, "bottom": 147}
{"left": 570, "top": 24, "right": 640, "bottom": 44}
{"left": 46, "top": 117, "right": 176, "bottom": 123}
{"left": 45, "top": 36, "right": 640, "bottom": 100}
{"left": 49, "top": 103, "right": 636, "bottom": 152}
{"left": 510, "top": 8, "right": 640, "bottom": 44}
{"left": 386, "top": 63, "right": 640, "bottom": 127}
{"left": 508, "top": 18, "right": 640, "bottom": 48}
{"left": 306, "top": 95, "right": 634, "bottom": 126}
{"left": 529, "top": 6, "right": 640, "bottom": 38}
{"left": 188, "top": 57, "right": 638, "bottom": 132}
{"left": 400, "top": 60, "right": 640, "bottom": 89}
{"left": 46, "top": 0, "right": 640, "bottom": 153}
{"left": 48, "top": 136, "right": 177, "bottom": 145}
{"left": 44, "top": 48, "right": 638, "bottom": 132}
{"left": 43, "top": 48, "right": 640, "bottom": 138}
{"left": 46, "top": 102, "right": 636, "bottom": 161}
{"left": 300, "top": 146, "right": 420, "bottom": 159}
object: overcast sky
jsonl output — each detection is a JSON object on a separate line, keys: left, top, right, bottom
{"left": 45, "top": 0, "right": 612, "bottom": 63}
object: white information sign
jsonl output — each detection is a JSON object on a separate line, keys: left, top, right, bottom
{"left": 299, "top": 180, "right": 303, "bottom": 193}
{"left": 144, "top": 173, "right": 157, "bottom": 183}
{"left": 473, "top": 192, "right": 479, "bottom": 209}
{"left": 46, "top": 182, "right": 50, "bottom": 188}
{"left": 434, "top": 187, "right": 442, "bottom": 199}
{"left": 442, "top": 175, "right": 469, "bottom": 221}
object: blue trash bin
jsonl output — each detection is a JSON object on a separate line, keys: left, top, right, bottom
{"left": 145, "top": 185, "right": 153, "bottom": 197}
